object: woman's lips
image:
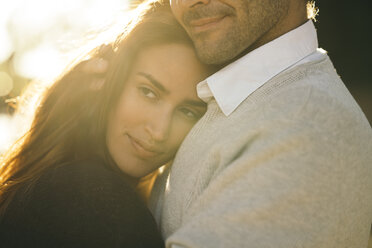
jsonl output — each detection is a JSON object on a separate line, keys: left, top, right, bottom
{"left": 127, "top": 135, "right": 162, "bottom": 158}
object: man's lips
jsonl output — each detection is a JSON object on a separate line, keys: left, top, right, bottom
{"left": 188, "top": 16, "right": 227, "bottom": 32}
{"left": 127, "top": 135, "right": 162, "bottom": 158}
{"left": 189, "top": 15, "right": 225, "bottom": 26}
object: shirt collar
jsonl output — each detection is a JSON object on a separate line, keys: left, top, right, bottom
{"left": 197, "top": 20, "right": 319, "bottom": 116}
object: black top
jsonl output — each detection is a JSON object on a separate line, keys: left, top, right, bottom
{"left": 0, "top": 160, "right": 164, "bottom": 248}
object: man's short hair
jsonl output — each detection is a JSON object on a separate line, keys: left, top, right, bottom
{"left": 307, "top": 1, "right": 319, "bottom": 20}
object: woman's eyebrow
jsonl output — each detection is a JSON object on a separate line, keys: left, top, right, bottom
{"left": 137, "top": 72, "right": 169, "bottom": 94}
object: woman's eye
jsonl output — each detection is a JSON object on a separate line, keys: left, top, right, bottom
{"left": 179, "top": 108, "right": 199, "bottom": 120}
{"left": 139, "top": 87, "right": 157, "bottom": 99}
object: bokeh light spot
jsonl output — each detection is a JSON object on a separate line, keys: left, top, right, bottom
{"left": 0, "top": 72, "right": 14, "bottom": 96}
{"left": 0, "top": 27, "right": 14, "bottom": 63}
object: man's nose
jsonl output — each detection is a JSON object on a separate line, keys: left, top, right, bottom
{"left": 173, "top": 0, "right": 210, "bottom": 8}
{"left": 145, "top": 111, "right": 172, "bottom": 143}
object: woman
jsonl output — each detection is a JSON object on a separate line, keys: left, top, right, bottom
{"left": 0, "top": 1, "right": 215, "bottom": 247}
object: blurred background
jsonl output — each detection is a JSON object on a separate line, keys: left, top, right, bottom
{"left": 0, "top": 0, "right": 371, "bottom": 154}
{"left": 0, "top": 0, "right": 135, "bottom": 153}
{"left": 315, "top": 0, "right": 372, "bottom": 127}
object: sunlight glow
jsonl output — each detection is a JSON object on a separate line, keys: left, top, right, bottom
{"left": 0, "top": 114, "right": 26, "bottom": 154}
{"left": 0, "top": 0, "right": 17, "bottom": 63}
{"left": 13, "top": 44, "right": 66, "bottom": 81}
{"left": 0, "top": 72, "right": 13, "bottom": 97}
{"left": 6, "top": 0, "right": 130, "bottom": 81}
{"left": 0, "top": 27, "right": 13, "bottom": 63}
{"left": 0, "top": 0, "right": 130, "bottom": 154}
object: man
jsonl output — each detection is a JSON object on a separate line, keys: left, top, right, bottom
{"left": 85, "top": 0, "right": 372, "bottom": 247}
{"left": 148, "top": 0, "right": 372, "bottom": 247}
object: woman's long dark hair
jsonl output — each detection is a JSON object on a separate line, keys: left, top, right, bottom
{"left": 0, "top": 0, "right": 193, "bottom": 215}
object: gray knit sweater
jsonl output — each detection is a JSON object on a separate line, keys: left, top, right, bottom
{"left": 150, "top": 54, "right": 372, "bottom": 248}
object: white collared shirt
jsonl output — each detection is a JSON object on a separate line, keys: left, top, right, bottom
{"left": 197, "top": 20, "right": 323, "bottom": 116}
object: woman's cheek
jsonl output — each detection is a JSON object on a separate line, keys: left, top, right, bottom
{"left": 119, "top": 91, "right": 147, "bottom": 118}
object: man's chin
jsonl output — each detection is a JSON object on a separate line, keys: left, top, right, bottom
{"left": 194, "top": 42, "right": 238, "bottom": 65}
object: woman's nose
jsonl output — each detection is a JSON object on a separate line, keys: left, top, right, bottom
{"left": 145, "top": 110, "right": 172, "bottom": 143}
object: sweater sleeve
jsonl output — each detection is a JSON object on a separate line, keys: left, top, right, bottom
{"left": 0, "top": 160, "right": 164, "bottom": 248}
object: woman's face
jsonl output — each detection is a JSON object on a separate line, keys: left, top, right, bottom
{"left": 106, "top": 43, "right": 214, "bottom": 178}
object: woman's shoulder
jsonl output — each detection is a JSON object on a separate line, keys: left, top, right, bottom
{"left": 1, "top": 159, "right": 164, "bottom": 248}
{"left": 28, "top": 159, "right": 138, "bottom": 206}
{"left": 43, "top": 159, "right": 125, "bottom": 184}
{"left": 41, "top": 159, "right": 133, "bottom": 193}
{"left": 23, "top": 159, "right": 152, "bottom": 223}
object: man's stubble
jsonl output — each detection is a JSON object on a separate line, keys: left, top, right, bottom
{"left": 190, "top": 0, "right": 291, "bottom": 65}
